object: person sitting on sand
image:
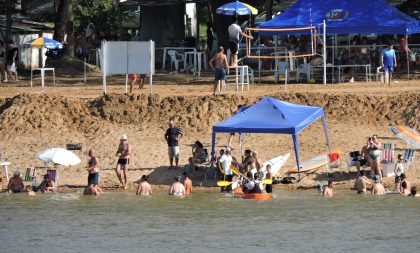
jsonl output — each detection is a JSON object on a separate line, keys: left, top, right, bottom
{"left": 400, "top": 173, "right": 411, "bottom": 192}
{"left": 169, "top": 176, "right": 185, "bottom": 196}
{"left": 7, "top": 170, "right": 24, "bottom": 193}
{"left": 38, "top": 174, "right": 55, "bottom": 193}
{"left": 323, "top": 180, "right": 333, "bottom": 197}
{"left": 371, "top": 175, "right": 385, "bottom": 195}
{"left": 394, "top": 154, "right": 404, "bottom": 191}
{"left": 410, "top": 187, "right": 420, "bottom": 197}
{"left": 183, "top": 172, "right": 192, "bottom": 195}
{"left": 398, "top": 181, "right": 411, "bottom": 196}
{"left": 26, "top": 185, "right": 35, "bottom": 196}
{"left": 136, "top": 175, "right": 152, "bottom": 196}
{"left": 354, "top": 170, "right": 372, "bottom": 194}
{"left": 188, "top": 141, "right": 207, "bottom": 172}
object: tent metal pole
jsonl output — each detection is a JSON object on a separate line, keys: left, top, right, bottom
{"left": 321, "top": 115, "right": 331, "bottom": 152}
{"left": 407, "top": 34, "right": 409, "bottom": 80}
{"left": 210, "top": 131, "right": 216, "bottom": 171}
{"left": 323, "top": 20, "right": 327, "bottom": 85}
{"left": 292, "top": 134, "right": 301, "bottom": 180}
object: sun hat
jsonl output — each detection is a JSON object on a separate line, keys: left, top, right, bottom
{"left": 119, "top": 134, "right": 128, "bottom": 141}
{"left": 13, "top": 170, "right": 20, "bottom": 177}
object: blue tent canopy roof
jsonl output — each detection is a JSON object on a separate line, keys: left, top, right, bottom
{"left": 213, "top": 97, "right": 324, "bottom": 135}
{"left": 259, "top": 0, "right": 420, "bottom": 35}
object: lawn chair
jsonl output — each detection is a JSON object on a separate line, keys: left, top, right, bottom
{"left": 327, "top": 150, "right": 342, "bottom": 175}
{"left": 23, "top": 168, "right": 34, "bottom": 182}
{"left": 381, "top": 143, "right": 395, "bottom": 177}
{"left": 167, "top": 50, "right": 184, "bottom": 71}
{"left": 402, "top": 148, "right": 416, "bottom": 171}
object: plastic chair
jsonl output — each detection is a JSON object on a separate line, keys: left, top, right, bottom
{"left": 167, "top": 50, "right": 184, "bottom": 71}
{"left": 376, "top": 67, "right": 384, "bottom": 83}
{"left": 296, "top": 63, "right": 311, "bottom": 82}
{"left": 274, "top": 61, "right": 289, "bottom": 84}
{"left": 327, "top": 150, "right": 342, "bottom": 175}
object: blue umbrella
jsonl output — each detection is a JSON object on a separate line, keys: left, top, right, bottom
{"left": 216, "top": 1, "right": 258, "bottom": 16}
{"left": 24, "top": 37, "right": 63, "bottom": 49}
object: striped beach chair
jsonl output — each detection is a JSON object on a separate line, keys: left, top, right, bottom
{"left": 23, "top": 168, "right": 33, "bottom": 182}
{"left": 381, "top": 143, "right": 395, "bottom": 163}
{"left": 381, "top": 143, "right": 395, "bottom": 177}
{"left": 403, "top": 148, "right": 416, "bottom": 171}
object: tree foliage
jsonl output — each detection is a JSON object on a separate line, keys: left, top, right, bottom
{"left": 73, "top": 0, "right": 119, "bottom": 35}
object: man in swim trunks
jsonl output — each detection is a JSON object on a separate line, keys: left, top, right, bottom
{"left": 7, "top": 170, "right": 24, "bottom": 193}
{"left": 371, "top": 175, "right": 385, "bottom": 195}
{"left": 115, "top": 134, "right": 132, "bottom": 189}
{"left": 228, "top": 17, "right": 253, "bottom": 66}
{"left": 209, "top": 46, "right": 229, "bottom": 95}
{"left": 323, "top": 180, "right": 333, "bottom": 197}
{"left": 87, "top": 149, "right": 100, "bottom": 187}
{"left": 183, "top": 172, "right": 192, "bottom": 195}
{"left": 169, "top": 175, "right": 185, "bottom": 196}
{"left": 381, "top": 42, "right": 397, "bottom": 86}
{"left": 136, "top": 175, "right": 152, "bottom": 196}
{"left": 165, "top": 120, "right": 183, "bottom": 170}
{"left": 354, "top": 170, "right": 372, "bottom": 194}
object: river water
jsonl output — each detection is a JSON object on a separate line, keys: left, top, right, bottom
{"left": 1, "top": 189, "right": 419, "bottom": 253}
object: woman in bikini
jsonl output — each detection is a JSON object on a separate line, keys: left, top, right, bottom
{"left": 368, "top": 135, "right": 382, "bottom": 180}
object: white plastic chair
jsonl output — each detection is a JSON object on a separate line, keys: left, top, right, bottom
{"left": 167, "top": 50, "right": 184, "bottom": 71}
{"left": 296, "top": 63, "right": 311, "bottom": 82}
{"left": 274, "top": 61, "right": 289, "bottom": 84}
{"left": 376, "top": 67, "right": 384, "bottom": 83}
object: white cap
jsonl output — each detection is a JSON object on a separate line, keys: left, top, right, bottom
{"left": 226, "top": 146, "right": 232, "bottom": 152}
{"left": 119, "top": 134, "right": 127, "bottom": 141}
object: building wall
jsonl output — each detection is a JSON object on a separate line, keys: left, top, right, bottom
{"left": 140, "top": 4, "right": 185, "bottom": 47}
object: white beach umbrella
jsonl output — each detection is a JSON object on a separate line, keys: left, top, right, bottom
{"left": 37, "top": 148, "right": 81, "bottom": 166}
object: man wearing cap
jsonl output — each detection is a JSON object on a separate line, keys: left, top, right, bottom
{"left": 169, "top": 175, "right": 185, "bottom": 196}
{"left": 7, "top": 170, "right": 24, "bottom": 193}
{"left": 218, "top": 147, "right": 233, "bottom": 192}
{"left": 115, "top": 134, "right": 132, "bottom": 190}
{"left": 165, "top": 120, "right": 184, "bottom": 170}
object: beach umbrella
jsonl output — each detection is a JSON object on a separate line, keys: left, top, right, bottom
{"left": 389, "top": 125, "right": 420, "bottom": 148}
{"left": 37, "top": 148, "right": 81, "bottom": 166}
{"left": 216, "top": 1, "right": 258, "bottom": 16}
{"left": 23, "top": 37, "right": 63, "bottom": 49}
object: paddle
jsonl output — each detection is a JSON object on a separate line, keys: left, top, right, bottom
{"left": 217, "top": 181, "right": 232, "bottom": 187}
{"left": 227, "top": 165, "right": 273, "bottom": 185}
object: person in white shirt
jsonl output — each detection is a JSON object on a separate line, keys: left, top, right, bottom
{"left": 394, "top": 154, "right": 405, "bottom": 191}
{"left": 228, "top": 17, "right": 253, "bottom": 66}
{"left": 218, "top": 147, "right": 233, "bottom": 192}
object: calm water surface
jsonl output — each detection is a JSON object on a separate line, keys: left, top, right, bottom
{"left": 0, "top": 189, "right": 419, "bottom": 253}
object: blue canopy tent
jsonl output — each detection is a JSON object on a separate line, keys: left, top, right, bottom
{"left": 259, "top": 0, "right": 420, "bottom": 35}
{"left": 211, "top": 97, "right": 332, "bottom": 177}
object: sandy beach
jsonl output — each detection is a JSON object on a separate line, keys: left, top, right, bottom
{"left": 0, "top": 72, "right": 419, "bottom": 191}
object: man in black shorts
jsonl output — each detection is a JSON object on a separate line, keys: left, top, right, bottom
{"left": 115, "top": 134, "right": 132, "bottom": 189}
{"left": 228, "top": 17, "right": 253, "bottom": 66}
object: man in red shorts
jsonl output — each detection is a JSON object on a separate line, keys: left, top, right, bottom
{"left": 129, "top": 74, "right": 147, "bottom": 93}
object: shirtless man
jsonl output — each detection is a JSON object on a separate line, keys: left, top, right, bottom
{"left": 136, "top": 175, "right": 152, "bottom": 196}
{"left": 323, "top": 180, "right": 333, "bottom": 197}
{"left": 353, "top": 170, "right": 372, "bottom": 194}
{"left": 169, "top": 176, "right": 185, "bottom": 196}
{"left": 183, "top": 172, "right": 192, "bottom": 195}
{"left": 87, "top": 149, "right": 100, "bottom": 187}
{"left": 371, "top": 175, "right": 385, "bottom": 195}
{"left": 209, "top": 46, "right": 229, "bottom": 95}
{"left": 7, "top": 170, "right": 24, "bottom": 193}
{"left": 115, "top": 134, "right": 132, "bottom": 189}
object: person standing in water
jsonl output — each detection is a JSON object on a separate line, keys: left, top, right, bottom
{"left": 115, "top": 134, "right": 132, "bottom": 189}
{"left": 87, "top": 149, "right": 100, "bottom": 188}
{"left": 323, "top": 180, "right": 333, "bottom": 197}
{"left": 183, "top": 172, "right": 192, "bottom": 195}
{"left": 169, "top": 176, "right": 185, "bottom": 196}
{"left": 136, "top": 175, "right": 152, "bottom": 196}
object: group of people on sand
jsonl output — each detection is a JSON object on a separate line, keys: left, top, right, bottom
{"left": 6, "top": 170, "right": 56, "bottom": 196}
{"left": 215, "top": 145, "right": 272, "bottom": 194}
{"left": 321, "top": 134, "right": 417, "bottom": 198}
